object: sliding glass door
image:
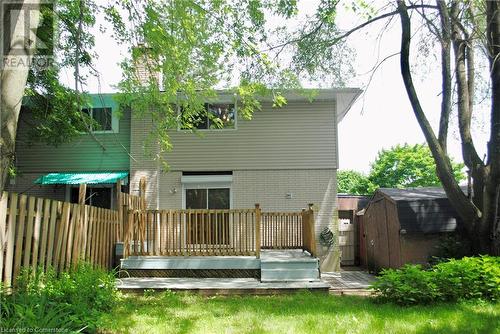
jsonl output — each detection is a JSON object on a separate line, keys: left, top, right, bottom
{"left": 185, "top": 188, "right": 230, "bottom": 245}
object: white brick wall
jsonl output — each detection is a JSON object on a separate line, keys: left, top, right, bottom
{"left": 135, "top": 169, "right": 339, "bottom": 260}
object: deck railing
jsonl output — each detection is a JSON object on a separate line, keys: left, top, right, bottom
{"left": 124, "top": 204, "right": 316, "bottom": 258}
{"left": 261, "top": 212, "right": 303, "bottom": 249}
{"left": 124, "top": 207, "right": 259, "bottom": 257}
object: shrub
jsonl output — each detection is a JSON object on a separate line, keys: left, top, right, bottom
{"left": 372, "top": 256, "right": 500, "bottom": 305}
{"left": 433, "top": 256, "right": 500, "bottom": 302}
{"left": 1, "top": 263, "right": 117, "bottom": 332}
{"left": 372, "top": 264, "right": 440, "bottom": 305}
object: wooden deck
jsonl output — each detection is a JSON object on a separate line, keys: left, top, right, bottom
{"left": 322, "top": 271, "right": 375, "bottom": 296}
{"left": 116, "top": 277, "right": 330, "bottom": 295}
{"left": 123, "top": 206, "right": 317, "bottom": 258}
{"left": 120, "top": 249, "right": 321, "bottom": 282}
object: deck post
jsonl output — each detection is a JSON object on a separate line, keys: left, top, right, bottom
{"left": 139, "top": 177, "right": 147, "bottom": 210}
{"left": 255, "top": 204, "right": 261, "bottom": 258}
{"left": 307, "top": 204, "right": 316, "bottom": 257}
{"left": 301, "top": 209, "right": 308, "bottom": 254}
{"left": 116, "top": 179, "right": 123, "bottom": 241}
{"left": 139, "top": 177, "right": 147, "bottom": 254}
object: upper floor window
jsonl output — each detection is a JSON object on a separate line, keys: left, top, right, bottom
{"left": 82, "top": 107, "right": 116, "bottom": 133}
{"left": 183, "top": 103, "right": 236, "bottom": 130}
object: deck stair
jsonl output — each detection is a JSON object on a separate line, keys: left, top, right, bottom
{"left": 260, "top": 251, "right": 320, "bottom": 282}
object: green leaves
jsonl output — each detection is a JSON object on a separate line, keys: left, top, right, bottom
{"left": 337, "top": 170, "right": 376, "bottom": 195}
{"left": 2, "top": 264, "right": 117, "bottom": 331}
{"left": 339, "top": 143, "right": 465, "bottom": 195}
{"left": 372, "top": 256, "right": 500, "bottom": 305}
{"left": 368, "top": 143, "right": 465, "bottom": 189}
{"left": 102, "top": 0, "right": 353, "bottom": 163}
{"left": 25, "top": 0, "right": 99, "bottom": 145}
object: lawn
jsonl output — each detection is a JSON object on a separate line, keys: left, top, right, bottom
{"left": 98, "top": 291, "right": 500, "bottom": 334}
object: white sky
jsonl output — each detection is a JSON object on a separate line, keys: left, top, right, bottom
{"left": 66, "top": 1, "right": 490, "bottom": 174}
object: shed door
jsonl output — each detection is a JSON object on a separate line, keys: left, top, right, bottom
{"left": 366, "top": 198, "right": 392, "bottom": 272}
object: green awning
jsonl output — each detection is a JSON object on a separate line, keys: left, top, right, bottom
{"left": 34, "top": 172, "right": 129, "bottom": 185}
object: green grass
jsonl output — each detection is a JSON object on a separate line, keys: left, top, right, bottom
{"left": 98, "top": 291, "right": 500, "bottom": 334}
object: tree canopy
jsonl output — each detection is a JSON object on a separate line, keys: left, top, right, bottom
{"left": 337, "top": 170, "right": 375, "bottom": 195}
{"left": 369, "top": 143, "right": 465, "bottom": 189}
{"left": 338, "top": 144, "right": 465, "bottom": 195}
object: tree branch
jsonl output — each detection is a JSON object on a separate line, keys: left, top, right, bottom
{"left": 397, "top": 0, "right": 480, "bottom": 227}
{"left": 437, "top": 0, "right": 452, "bottom": 153}
{"left": 265, "top": 4, "right": 439, "bottom": 52}
{"left": 450, "top": 4, "right": 483, "bottom": 171}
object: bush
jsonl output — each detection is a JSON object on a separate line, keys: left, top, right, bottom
{"left": 1, "top": 263, "right": 117, "bottom": 332}
{"left": 433, "top": 256, "right": 500, "bottom": 302}
{"left": 371, "top": 264, "right": 440, "bottom": 305}
{"left": 372, "top": 256, "right": 500, "bottom": 305}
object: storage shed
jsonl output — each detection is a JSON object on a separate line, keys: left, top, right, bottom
{"left": 362, "top": 187, "right": 463, "bottom": 271}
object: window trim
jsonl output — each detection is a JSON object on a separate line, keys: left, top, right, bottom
{"left": 181, "top": 179, "right": 233, "bottom": 210}
{"left": 82, "top": 106, "right": 119, "bottom": 134}
{"left": 177, "top": 101, "right": 238, "bottom": 132}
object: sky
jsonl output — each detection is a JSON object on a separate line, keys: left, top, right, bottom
{"left": 65, "top": 0, "right": 490, "bottom": 174}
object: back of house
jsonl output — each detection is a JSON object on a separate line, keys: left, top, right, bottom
{"left": 8, "top": 89, "right": 360, "bottom": 268}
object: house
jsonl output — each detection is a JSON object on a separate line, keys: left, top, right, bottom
{"left": 7, "top": 88, "right": 361, "bottom": 273}
{"left": 8, "top": 93, "right": 130, "bottom": 209}
{"left": 360, "top": 187, "right": 464, "bottom": 272}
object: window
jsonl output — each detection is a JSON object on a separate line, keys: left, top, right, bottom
{"left": 82, "top": 107, "right": 113, "bottom": 132}
{"left": 185, "top": 187, "right": 231, "bottom": 245}
{"left": 186, "top": 188, "right": 230, "bottom": 210}
{"left": 182, "top": 103, "right": 236, "bottom": 130}
{"left": 70, "top": 186, "right": 112, "bottom": 209}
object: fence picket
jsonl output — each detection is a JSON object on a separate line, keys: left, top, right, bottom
{"left": 39, "top": 199, "right": 51, "bottom": 269}
{"left": 13, "top": 195, "right": 27, "bottom": 280}
{"left": 4, "top": 193, "right": 18, "bottom": 288}
{"left": 31, "top": 198, "right": 43, "bottom": 270}
{"left": 0, "top": 192, "right": 7, "bottom": 283}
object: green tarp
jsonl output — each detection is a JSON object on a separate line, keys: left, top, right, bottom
{"left": 34, "top": 172, "right": 128, "bottom": 185}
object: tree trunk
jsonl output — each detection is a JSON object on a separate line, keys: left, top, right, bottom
{"left": 486, "top": 0, "right": 500, "bottom": 255}
{"left": 397, "top": 0, "right": 482, "bottom": 243}
{"left": 436, "top": 0, "right": 452, "bottom": 153}
{"left": 0, "top": 0, "right": 40, "bottom": 193}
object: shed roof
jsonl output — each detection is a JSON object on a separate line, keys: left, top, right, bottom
{"left": 378, "top": 187, "right": 451, "bottom": 201}
{"left": 375, "top": 187, "right": 463, "bottom": 234}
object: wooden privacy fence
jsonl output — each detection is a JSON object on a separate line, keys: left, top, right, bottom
{"left": 0, "top": 191, "right": 144, "bottom": 289}
{"left": 124, "top": 204, "right": 317, "bottom": 258}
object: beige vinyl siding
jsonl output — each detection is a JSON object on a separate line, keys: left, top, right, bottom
{"left": 14, "top": 109, "right": 131, "bottom": 173}
{"left": 155, "top": 100, "right": 337, "bottom": 171}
